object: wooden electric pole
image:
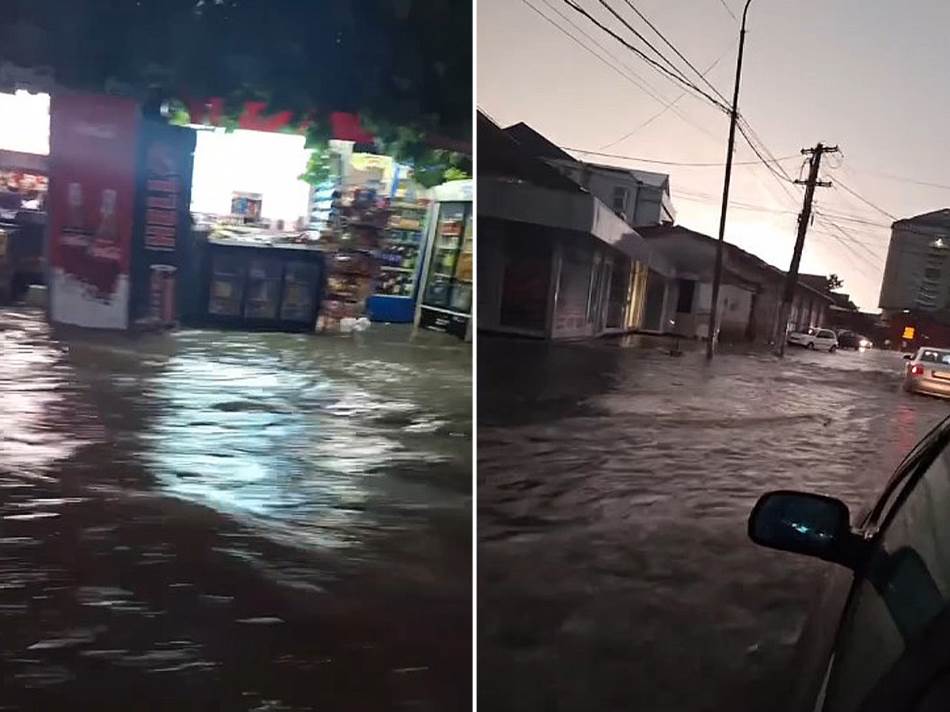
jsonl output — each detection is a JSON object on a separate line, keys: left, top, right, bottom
{"left": 775, "top": 142, "right": 838, "bottom": 357}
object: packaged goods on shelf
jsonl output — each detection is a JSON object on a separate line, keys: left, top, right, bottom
{"left": 316, "top": 185, "right": 389, "bottom": 332}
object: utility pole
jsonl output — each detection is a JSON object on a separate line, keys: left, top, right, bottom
{"left": 706, "top": 0, "right": 754, "bottom": 361}
{"left": 775, "top": 142, "right": 838, "bottom": 357}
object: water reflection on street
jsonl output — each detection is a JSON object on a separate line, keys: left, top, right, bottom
{"left": 478, "top": 335, "right": 948, "bottom": 712}
{"left": 0, "top": 308, "right": 471, "bottom": 710}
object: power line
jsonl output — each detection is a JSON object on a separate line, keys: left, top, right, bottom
{"left": 517, "top": 0, "right": 666, "bottom": 103}
{"left": 817, "top": 218, "right": 885, "bottom": 267}
{"left": 814, "top": 210, "right": 950, "bottom": 243}
{"left": 846, "top": 166, "right": 950, "bottom": 192}
{"left": 810, "top": 228, "right": 888, "bottom": 250}
{"left": 532, "top": 0, "right": 669, "bottom": 106}
{"left": 561, "top": 0, "right": 731, "bottom": 113}
{"left": 716, "top": 0, "right": 738, "bottom": 21}
{"left": 603, "top": 0, "right": 703, "bottom": 92}
{"left": 813, "top": 210, "right": 890, "bottom": 230}
{"left": 520, "top": 0, "right": 725, "bottom": 143}
{"left": 569, "top": 0, "right": 800, "bottom": 205}
{"left": 619, "top": 0, "right": 732, "bottom": 107}
{"left": 832, "top": 175, "right": 897, "bottom": 221}
{"left": 674, "top": 190, "right": 798, "bottom": 215}
{"left": 736, "top": 119, "right": 796, "bottom": 184}
{"left": 599, "top": 39, "right": 735, "bottom": 150}
{"left": 812, "top": 222, "right": 886, "bottom": 282}
{"left": 561, "top": 146, "right": 800, "bottom": 167}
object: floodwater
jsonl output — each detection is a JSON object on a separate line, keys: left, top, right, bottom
{"left": 0, "top": 308, "right": 471, "bottom": 710}
{"left": 478, "top": 335, "right": 949, "bottom": 712}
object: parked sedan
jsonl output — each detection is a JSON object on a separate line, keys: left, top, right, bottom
{"left": 788, "top": 327, "right": 839, "bottom": 352}
{"left": 748, "top": 414, "right": 950, "bottom": 711}
{"left": 903, "top": 347, "right": 950, "bottom": 398}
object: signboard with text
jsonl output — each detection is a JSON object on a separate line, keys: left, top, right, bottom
{"left": 48, "top": 92, "right": 140, "bottom": 329}
{"left": 131, "top": 120, "right": 196, "bottom": 324}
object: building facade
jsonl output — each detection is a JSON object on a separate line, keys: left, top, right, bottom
{"left": 477, "top": 113, "right": 676, "bottom": 340}
{"left": 640, "top": 226, "right": 834, "bottom": 344}
{"left": 502, "top": 123, "right": 675, "bottom": 228}
{"left": 879, "top": 209, "right": 950, "bottom": 314}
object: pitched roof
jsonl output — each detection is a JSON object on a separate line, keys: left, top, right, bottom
{"left": 575, "top": 161, "right": 670, "bottom": 190}
{"left": 478, "top": 112, "right": 581, "bottom": 192}
{"left": 502, "top": 122, "right": 575, "bottom": 161}
{"left": 638, "top": 225, "right": 834, "bottom": 302}
{"left": 895, "top": 208, "right": 950, "bottom": 227}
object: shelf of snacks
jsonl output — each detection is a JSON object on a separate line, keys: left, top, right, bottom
{"left": 316, "top": 185, "right": 388, "bottom": 332}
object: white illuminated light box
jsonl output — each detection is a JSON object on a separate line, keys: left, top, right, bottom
{"left": 190, "top": 128, "right": 311, "bottom": 227}
{"left": 0, "top": 90, "right": 50, "bottom": 156}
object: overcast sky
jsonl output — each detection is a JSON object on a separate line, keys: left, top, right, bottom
{"left": 478, "top": 0, "right": 950, "bottom": 310}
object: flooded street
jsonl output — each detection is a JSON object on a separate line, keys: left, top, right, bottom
{"left": 0, "top": 308, "right": 471, "bottom": 710}
{"left": 478, "top": 336, "right": 949, "bottom": 712}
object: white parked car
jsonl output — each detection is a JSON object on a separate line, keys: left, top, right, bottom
{"left": 787, "top": 327, "right": 838, "bottom": 352}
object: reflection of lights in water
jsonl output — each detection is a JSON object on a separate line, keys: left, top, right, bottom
{"left": 142, "top": 355, "right": 440, "bottom": 550}
{"left": 0, "top": 318, "right": 103, "bottom": 468}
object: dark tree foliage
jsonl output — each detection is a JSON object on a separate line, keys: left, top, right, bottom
{"left": 827, "top": 273, "right": 844, "bottom": 291}
{"left": 0, "top": 0, "right": 472, "bottom": 141}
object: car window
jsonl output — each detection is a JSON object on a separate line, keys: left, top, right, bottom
{"left": 920, "top": 350, "right": 950, "bottom": 365}
{"left": 824, "top": 432, "right": 950, "bottom": 711}
{"left": 820, "top": 330, "right": 835, "bottom": 339}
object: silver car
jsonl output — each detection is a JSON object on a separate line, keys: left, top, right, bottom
{"left": 903, "top": 347, "right": 950, "bottom": 397}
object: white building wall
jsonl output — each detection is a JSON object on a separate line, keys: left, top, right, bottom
{"left": 681, "top": 282, "right": 753, "bottom": 340}
{"left": 546, "top": 159, "right": 672, "bottom": 228}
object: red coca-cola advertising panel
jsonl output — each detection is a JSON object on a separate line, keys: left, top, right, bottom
{"left": 48, "top": 92, "right": 140, "bottom": 329}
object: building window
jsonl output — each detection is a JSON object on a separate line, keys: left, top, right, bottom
{"left": 613, "top": 186, "right": 628, "bottom": 214}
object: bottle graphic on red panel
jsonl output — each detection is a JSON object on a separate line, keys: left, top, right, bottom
{"left": 67, "top": 182, "right": 84, "bottom": 231}
{"left": 96, "top": 189, "right": 117, "bottom": 243}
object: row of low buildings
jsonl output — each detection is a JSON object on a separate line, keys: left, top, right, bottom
{"left": 477, "top": 112, "right": 843, "bottom": 343}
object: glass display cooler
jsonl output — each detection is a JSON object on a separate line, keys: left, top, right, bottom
{"left": 193, "top": 237, "right": 325, "bottom": 332}
{"left": 365, "top": 200, "right": 430, "bottom": 323}
{"left": 415, "top": 180, "right": 473, "bottom": 340}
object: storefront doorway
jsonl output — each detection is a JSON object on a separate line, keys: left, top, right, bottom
{"left": 499, "top": 229, "right": 552, "bottom": 332}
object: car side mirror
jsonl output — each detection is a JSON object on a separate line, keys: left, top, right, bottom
{"left": 749, "top": 490, "right": 862, "bottom": 569}
{"left": 903, "top": 353, "right": 913, "bottom": 360}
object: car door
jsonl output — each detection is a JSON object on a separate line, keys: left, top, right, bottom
{"left": 818, "top": 330, "right": 836, "bottom": 350}
{"left": 818, "top": 419, "right": 950, "bottom": 711}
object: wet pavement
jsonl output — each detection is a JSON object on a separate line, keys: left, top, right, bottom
{"left": 478, "top": 335, "right": 949, "bottom": 712}
{"left": 0, "top": 308, "right": 471, "bottom": 711}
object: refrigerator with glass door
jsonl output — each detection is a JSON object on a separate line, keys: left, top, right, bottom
{"left": 414, "top": 179, "right": 473, "bottom": 340}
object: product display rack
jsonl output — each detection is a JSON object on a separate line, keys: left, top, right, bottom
{"left": 366, "top": 201, "right": 430, "bottom": 323}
